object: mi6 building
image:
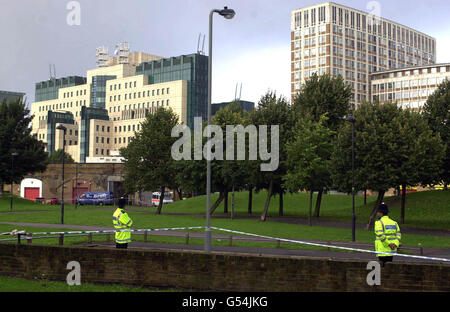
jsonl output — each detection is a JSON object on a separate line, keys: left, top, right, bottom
{"left": 30, "top": 48, "right": 208, "bottom": 163}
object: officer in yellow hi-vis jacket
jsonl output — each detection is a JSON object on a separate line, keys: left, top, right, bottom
{"left": 374, "top": 203, "right": 401, "bottom": 267}
{"left": 113, "top": 197, "right": 133, "bottom": 249}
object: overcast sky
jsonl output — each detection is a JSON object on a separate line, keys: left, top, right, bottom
{"left": 1, "top": 0, "right": 449, "bottom": 108}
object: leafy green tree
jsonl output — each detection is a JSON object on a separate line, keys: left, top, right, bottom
{"left": 422, "top": 78, "right": 450, "bottom": 189}
{"left": 331, "top": 101, "right": 404, "bottom": 229}
{"left": 212, "top": 102, "right": 250, "bottom": 217}
{"left": 284, "top": 115, "right": 335, "bottom": 225}
{"left": 248, "top": 91, "right": 296, "bottom": 221}
{"left": 120, "top": 108, "right": 179, "bottom": 214}
{"left": 292, "top": 73, "right": 352, "bottom": 217}
{"left": 47, "top": 149, "right": 75, "bottom": 164}
{"left": 395, "top": 109, "right": 444, "bottom": 224}
{"left": 0, "top": 98, "right": 47, "bottom": 191}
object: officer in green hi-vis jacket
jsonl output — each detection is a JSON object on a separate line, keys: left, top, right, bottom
{"left": 374, "top": 203, "right": 401, "bottom": 267}
{"left": 112, "top": 197, "right": 133, "bottom": 249}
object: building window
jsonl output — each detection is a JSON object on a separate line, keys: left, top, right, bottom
{"left": 96, "top": 148, "right": 99, "bottom": 155}
{"left": 167, "top": 88, "right": 170, "bottom": 94}
{"left": 96, "top": 125, "right": 99, "bottom": 131}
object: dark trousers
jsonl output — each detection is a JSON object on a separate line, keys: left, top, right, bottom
{"left": 116, "top": 243, "right": 128, "bottom": 249}
{"left": 378, "top": 256, "right": 393, "bottom": 267}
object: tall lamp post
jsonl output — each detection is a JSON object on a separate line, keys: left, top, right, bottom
{"left": 205, "top": 6, "right": 236, "bottom": 253}
{"left": 56, "top": 125, "right": 67, "bottom": 225}
{"left": 345, "top": 115, "right": 356, "bottom": 242}
{"left": 10, "top": 152, "right": 18, "bottom": 211}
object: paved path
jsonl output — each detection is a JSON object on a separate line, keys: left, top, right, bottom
{"left": 81, "top": 241, "right": 450, "bottom": 266}
{"left": 1, "top": 209, "right": 448, "bottom": 237}
{"left": 1, "top": 221, "right": 449, "bottom": 263}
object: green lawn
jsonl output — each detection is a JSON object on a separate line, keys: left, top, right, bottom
{"left": 1, "top": 191, "right": 448, "bottom": 250}
{"left": 0, "top": 275, "right": 172, "bottom": 292}
{"left": 2, "top": 190, "right": 449, "bottom": 230}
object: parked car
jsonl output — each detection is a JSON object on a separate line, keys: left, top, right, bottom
{"left": 151, "top": 192, "right": 174, "bottom": 207}
{"left": 49, "top": 198, "right": 59, "bottom": 205}
{"left": 76, "top": 191, "right": 114, "bottom": 206}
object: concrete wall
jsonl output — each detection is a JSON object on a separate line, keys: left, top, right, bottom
{"left": 0, "top": 243, "right": 448, "bottom": 291}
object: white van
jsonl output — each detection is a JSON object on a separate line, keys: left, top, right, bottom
{"left": 151, "top": 191, "right": 174, "bottom": 207}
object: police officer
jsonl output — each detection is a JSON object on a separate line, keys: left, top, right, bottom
{"left": 113, "top": 197, "right": 133, "bottom": 249}
{"left": 374, "top": 202, "right": 401, "bottom": 266}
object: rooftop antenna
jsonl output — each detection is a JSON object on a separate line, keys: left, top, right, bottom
{"left": 201, "top": 34, "right": 206, "bottom": 55}
{"left": 239, "top": 83, "right": 242, "bottom": 101}
{"left": 197, "top": 33, "right": 201, "bottom": 54}
{"left": 114, "top": 42, "right": 130, "bottom": 64}
{"left": 96, "top": 46, "right": 109, "bottom": 68}
{"left": 234, "top": 83, "right": 238, "bottom": 101}
{"left": 49, "top": 64, "right": 56, "bottom": 80}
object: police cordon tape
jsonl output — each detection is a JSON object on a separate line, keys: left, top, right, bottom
{"left": 0, "top": 226, "right": 449, "bottom": 263}
{"left": 210, "top": 226, "right": 450, "bottom": 262}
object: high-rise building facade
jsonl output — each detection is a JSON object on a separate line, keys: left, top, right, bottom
{"left": 0, "top": 90, "right": 25, "bottom": 104}
{"left": 370, "top": 63, "right": 450, "bottom": 109}
{"left": 30, "top": 52, "right": 208, "bottom": 163}
{"left": 291, "top": 2, "right": 436, "bottom": 106}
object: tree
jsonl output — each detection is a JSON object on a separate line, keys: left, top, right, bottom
{"left": 284, "top": 115, "right": 335, "bottom": 225}
{"left": 248, "top": 91, "right": 296, "bottom": 221}
{"left": 120, "top": 108, "right": 179, "bottom": 214}
{"left": 422, "top": 78, "right": 450, "bottom": 189}
{"left": 47, "top": 149, "right": 75, "bottom": 164}
{"left": 212, "top": 102, "right": 250, "bottom": 217}
{"left": 331, "top": 101, "right": 404, "bottom": 230}
{"left": 395, "top": 109, "right": 444, "bottom": 224}
{"left": 292, "top": 73, "right": 352, "bottom": 217}
{"left": 0, "top": 98, "right": 47, "bottom": 190}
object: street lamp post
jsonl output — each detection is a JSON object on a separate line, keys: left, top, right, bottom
{"left": 10, "top": 152, "right": 18, "bottom": 211}
{"left": 345, "top": 115, "right": 356, "bottom": 242}
{"left": 205, "top": 6, "right": 235, "bottom": 253}
{"left": 75, "top": 162, "right": 79, "bottom": 209}
{"left": 56, "top": 125, "right": 67, "bottom": 225}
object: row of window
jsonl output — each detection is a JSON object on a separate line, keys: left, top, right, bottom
{"left": 109, "top": 81, "right": 137, "bottom": 91}
{"left": 38, "top": 100, "right": 87, "bottom": 112}
{"left": 108, "top": 100, "right": 170, "bottom": 114}
{"left": 95, "top": 136, "right": 110, "bottom": 144}
{"left": 372, "top": 90, "right": 435, "bottom": 101}
{"left": 109, "top": 88, "right": 170, "bottom": 102}
{"left": 63, "top": 89, "right": 87, "bottom": 98}
{"left": 95, "top": 148, "right": 110, "bottom": 156}
{"left": 114, "top": 124, "right": 141, "bottom": 133}
{"left": 372, "top": 77, "right": 447, "bottom": 91}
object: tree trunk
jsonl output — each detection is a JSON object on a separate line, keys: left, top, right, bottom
{"left": 224, "top": 190, "right": 228, "bottom": 213}
{"left": 365, "top": 190, "right": 385, "bottom": 230}
{"left": 177, "top": 188, "right": 183, "bottom": 201}
{"left": 444, "top": 182, "right": 448, "bottom": 191}
{"left": 231, "top": 185, "right": 235, "bottom": 219}
{"left": 364, "top": 189, "right": 367, "bottom": 205}
{"left": 279, "top": 191, "right": 283, "bottom": 216}
{"left": 156, "top": 186, "right": 165, "bottom": 214}
{"left": 309, "top": 191, "right": 313, "bottom": 226}
{"left": 313, "top": 189, "right": 323, "bottom": 218}
{"left": 209, "top": 192, "right": 225, "bottom": 214}
{"left": 401, "top": 183, "right": 406, "bottom": 224}
{"left": 248, "top": 186, "right": 253, "bottom": 215}
{"left": 260, "top": 180, "right": 274, "bottom": 222}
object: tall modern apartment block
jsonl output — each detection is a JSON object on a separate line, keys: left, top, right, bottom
{"left": 291, "top": 2, "right": 436, "bottom": 106}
